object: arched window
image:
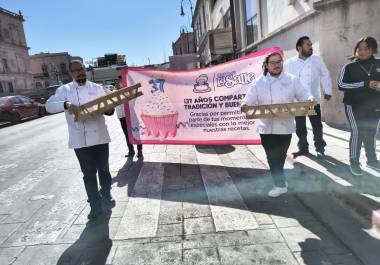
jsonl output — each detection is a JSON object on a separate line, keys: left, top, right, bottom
{"left": 41, "top": 64, "right": 48, "bottom": 73}
{"left": 60, "top": 62, "right": 67, "bottom": 74}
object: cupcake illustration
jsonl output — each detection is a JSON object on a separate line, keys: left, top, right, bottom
{"left": 140, "top": 91, "right": 179, "bottom": 138}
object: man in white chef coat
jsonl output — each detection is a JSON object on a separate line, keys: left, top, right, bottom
{"left": 45, "top": 60, "right": 115, "bottom": 221}
{"left": 285, "top": 36, "right": 333, "bottom": 158}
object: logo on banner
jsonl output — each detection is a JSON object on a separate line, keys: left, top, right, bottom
{"left": 193, "top": 74, "right": 212, "bottom": 93}
{"left": 216, "top": 71, "right": 255, "bottom": 88}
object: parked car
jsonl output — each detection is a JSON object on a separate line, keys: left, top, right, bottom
{"left": 0, "top": 95, "right": 46, "bottom": 124}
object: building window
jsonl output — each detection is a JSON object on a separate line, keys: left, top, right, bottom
{"left": 0, "top": 83, "right": 3, "bottom": 93}
{"left": 42, "top": 64, "right": 48, "bottom": 73}
{"left": 60, "top": 62, "right": 67, "bottom": 74}
{"left": 223, "top": 8, "right": 231, "bottom": 28}
{"left": 44, "top": 81, "right": 49, "bottom": 88}
{"left": 8, "top": 82, "right": 14, "bottom": 93}
{"left": 202, "top": 4, "right": 207, "bottom": 32}
{"left": 2, "top": 58, "right": 9, "bottom": 72}
{"left": 245, "top": 0, "right": 258, "bottom": 45}
{"left": 36, "top": 82, "right": 42, "bottom": 89}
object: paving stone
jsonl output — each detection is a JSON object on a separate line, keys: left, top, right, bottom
{"left": 196, "top": 151, "right": 258, "bottom": 231}
{"left": 0, "top": 214, "right": 8, "bottom": 224}
{"left": 184, "top": 231, "right": 250, "bottom": 249}
{"left": 0, "top": 246, "right": 24, "bottom": 265}
{"left": 164, "top": 163, "right": 181, "bottom": 178}
{"left": 1, "top": 200, "right": 45, "bottom": 224}
{"left": 183, "top": 247, "right": 220, "bottom": 265}
{"left": 112, "top": 242, "right": 182, "bottom": 265}
{"left": 251, "top": 212, "right": 274, "bottom": 225}
{"left": 271, "top": 215, "right": 302, "bottom": 228}
{"left": 159, "top": 196, "right": 183, "bottom": 224}
{"left": 246, "top": 228, "right": 284, "bottom": 244}
{"left": 218, "top": 243, "right": 298, "bottom": 265}
{"left": 183, "top": 202, "right": 211, "bottom": 219}
{"left": 279, "top": 226, "right": 339, "bottom": 252}
{"left": 111, "top": 201, "right": 128, "bottom": 218}
{"left": 157, "top": 223, "right": 183, "bottom": 237}
{"left": 12, "top": 244, "right": 73, "bottom": 265}
{"left": 115, "top": 161, "right": 164, "bottom": 239}
{"left": 0, "top": 223, "right": 21, "bottom": 245}
{"left": 184, "top": 217, "right": 214, "bottom": 235}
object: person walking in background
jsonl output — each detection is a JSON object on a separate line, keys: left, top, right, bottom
{"left": 115, "top": 76, "right": 143, "bottom": 158}
{"left": 338, "top": 36, "right": 380, "bottom": 176}
{"left": 45, "top": 60, "right": 116, "bottom": 221}
{"left": 285, "top": 36, "right": 333, "bottom": 158}
{"left": 241, "top": 52, "right": 312, "bottom": 197}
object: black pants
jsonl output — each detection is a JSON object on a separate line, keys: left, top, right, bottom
{"left": 260, "top": 134, "right": 292, "bottom": 188}
{"left": 344, "top": 104, "right": 380, "bottom": 164}
{"left": 119, "top": 118, "right": 142, "bottom": 152}
{"left": 295, "top": 104, "right": 326, "bottom": 153}
{"left": 74, "top": 143, "right": 112, "bottom": 207}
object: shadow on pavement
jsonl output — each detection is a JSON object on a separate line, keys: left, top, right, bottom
{"left": 112, "top": 157, "right": 144, "bottom": 196}
{"left": 196, "top": 145, "right": 235, "bottom": 154}
{"left": 57, "top": 210, "right": 112, "bottom": 265}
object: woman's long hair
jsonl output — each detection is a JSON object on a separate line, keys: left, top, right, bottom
{"left": 262, "top": 52, "right": 283, "bottom": 76}
{"left": 348, "top": 36, "right": 378, "bottom": 60}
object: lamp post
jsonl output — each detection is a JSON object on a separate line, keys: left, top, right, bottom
{"left": 229, "top": 0, "right": 238, "bottom": 59}
{"left": 180, "top": 0, "right": 196, "bottom": 54}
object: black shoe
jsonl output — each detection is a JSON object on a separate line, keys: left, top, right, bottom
{"left": 88, "top": 206, "right": 104, "bottom": 221}
{"left": 350, "top": 163, "right": 363, "bottom": 176}
{"left": 100, "top": 189, "right": 116, "bottom": 209}
{"left": 367, "top": 160, "right": 380, "bottom": 171}
{"left": 125, "top": 150, "right": 135, "bottom": 157}
{"left": 292, "top": 150, "right": 309, "bottom": 158}
{"left": 137, "top": 150, "right": 143, "bottom": 158}
{"left": 316, "top": 151, "right": 325, "bottom": 158}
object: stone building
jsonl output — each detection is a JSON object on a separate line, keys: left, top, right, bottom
{"left": 0, "top": 7, "right": 34, "bottom": 96}
{"left": 170, "top": 30, "right": 198, "bottom": 70}
{"left": 30, "top": 52, "right": 83, "bottom": 90}
{"left": 192, "top": 0, "right": 380, "bottom": 128}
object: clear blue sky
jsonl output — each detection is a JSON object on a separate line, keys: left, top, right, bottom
{"left": 1, "top": 0, "right": 194, "bottom": 66}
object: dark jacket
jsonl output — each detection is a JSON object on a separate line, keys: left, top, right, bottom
{"left": 338, "top": 56, "right": 380, "bottom": 108}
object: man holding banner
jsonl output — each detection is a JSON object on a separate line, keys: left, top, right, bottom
{"left": 241, "top": 52, "right": 312, "bottom": 197}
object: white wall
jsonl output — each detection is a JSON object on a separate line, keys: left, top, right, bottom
{"left": 261, "top": 0, "right": 313, "bottom": 36}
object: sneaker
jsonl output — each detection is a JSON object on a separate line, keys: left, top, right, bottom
{"left": 316, "top": 151, "right": 325, "bottom": 158}
{"left": 88, "top": 206, "right": 104, "bottom": 221}
{"left": 268, "top": 187, "right": 288, "bottom": 198}
{"left": 137, "top": 150, "right": 143, "bottom": 158}
{"left": 367, "top": 160, "right": 380, "bottom": 171}
{"left": 350, "top": 163, "right": 363, "bottom": 176}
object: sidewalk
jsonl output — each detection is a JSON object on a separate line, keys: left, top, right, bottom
{"left": 283, "top": 121, "right": 380, "bottom": 265}
{"left": 0, "top": 114, "right": 377, "bottom": 265}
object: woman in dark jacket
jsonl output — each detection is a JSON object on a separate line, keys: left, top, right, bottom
{"left": 338, "top": 36, "right": 380, "bottom": 175}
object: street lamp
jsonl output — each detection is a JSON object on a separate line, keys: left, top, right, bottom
{"left": 179, "top": 0, "right": 196, "bottom": 54}
{"left": 180, "top": 0, "right": 193, "bottom": 18}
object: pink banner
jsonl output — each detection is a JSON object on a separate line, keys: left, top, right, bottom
{"left": 121, "top": 47, "right": 281, "bottom": 145}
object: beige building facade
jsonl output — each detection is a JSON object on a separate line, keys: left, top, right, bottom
{"left": 193, "top": 0, "right": 380, "bottom": 128}
{"left": 0, "top": 7, "right": 34, "bottom": 96}
{"left": 30, "top": 52, "right": 83, "bottom": 90}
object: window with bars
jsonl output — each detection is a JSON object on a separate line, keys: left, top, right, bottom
{"left": 245, "top": 0, "right": 258, "bottom": 45}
